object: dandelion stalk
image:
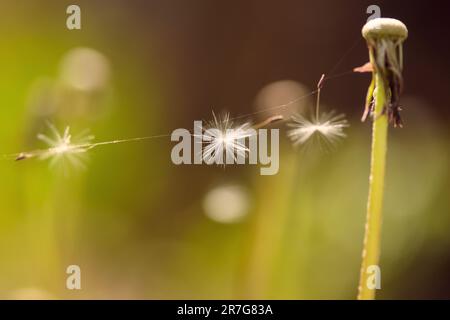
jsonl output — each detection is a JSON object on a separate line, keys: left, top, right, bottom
{"left": 357, "top": 18, "right": 407, "bottom": 300}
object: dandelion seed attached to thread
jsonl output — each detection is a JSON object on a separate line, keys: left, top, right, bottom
{"left": 14, "top": 122, "right": 95, "bottom": 170}
{"left": 10, "top": 122, "right": 172, "bottom": 168}
{"left": 199, "top": 112, "right": 283, "bottom": 165}
{"left": 288, "top": 111, "right": 348, "bottom": 147}
{"left": 287, "top": 74, "right": 349, "bottom": 148}
{"left": 199, "top": 112, "right": 253, "bottom": 165}
{"left": 6, "top": 68, "right": 358, "bottom": 167}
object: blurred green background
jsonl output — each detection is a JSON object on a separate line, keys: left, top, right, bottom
{"left": 0, "top": 0, "right": 448, "bottom": 299}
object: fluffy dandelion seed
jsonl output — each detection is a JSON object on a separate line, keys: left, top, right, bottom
{"left": 288, "top": 111, "right": 348, "bottom": 147}
{"left": 287, "top": 74, "right": 348, "bottom": 148}
{"left": 10, "top": 122, "right": 171, "bottom": 168}
{"left": 16, "top": 122, "right": 95, "bottom": 169}
{"left": 6, "top": 114, "right": 281, "bottom": 168}
{"left": 199, "top": 112, "right": 253, "bottom": 165}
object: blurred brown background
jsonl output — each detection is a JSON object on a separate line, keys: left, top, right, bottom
{"left": 0, "top": 0, "right": 448, "bottom": 299}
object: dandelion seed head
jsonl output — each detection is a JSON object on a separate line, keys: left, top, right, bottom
{"left": 287, "top": 111, "right": 349, "bottom": 148}
{"left": 199, "top": 112, "right": 253, "bottom": 165}
{"left": 35, "top": 123, "right": 94, "bottom": 170}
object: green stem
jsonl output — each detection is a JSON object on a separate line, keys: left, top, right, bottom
{"left": 357, "top": 72, "right": 388, "bottom": 300}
